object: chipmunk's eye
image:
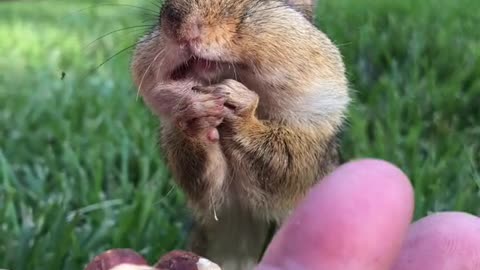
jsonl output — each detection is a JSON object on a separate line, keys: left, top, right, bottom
{"left": 162, "top": 4, "right": 183, "bottom": 25}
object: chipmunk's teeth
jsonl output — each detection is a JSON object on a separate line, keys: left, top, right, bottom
{"left": 170, "top": 57, "right": 221, "bottom": 80}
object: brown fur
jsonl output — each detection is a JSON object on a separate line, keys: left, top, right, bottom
{"left": 131, "top": 0, "right": 349, "bottom": 269}
{"left": 286, "top": 0, "right": 316, "bottom": 21}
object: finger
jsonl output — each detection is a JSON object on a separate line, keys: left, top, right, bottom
{"left": 197, "top": 84, "right": 238, "bottom": 109}
{"left": 192, "top": 85, "right": 225, "bottom": 97}
{"left": 178, "top": 117, "right": 223, "bottom": 138}
{"left": 191, "top": 116, "right": 223, "bottom": 130}
{"left": 221, "top": 107, "right": 239, "bottom": 123}
{"left": 392, "top": 212, "right": 480, "bottom": 270}
{"left": 194, "top": 95, "right": 226, "bottom": 113}
{"left": 192, "top": 85, "right": 214, "bottom": 93}
{"left": 176, "top": 100, "right": 225, "bottom": 122}
{"left": 257, "top": 159, "right": 414, "bottom": 270}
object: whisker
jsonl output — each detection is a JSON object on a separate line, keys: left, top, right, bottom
{"left": 137, "top": 48, "right": 165, "bottom": 100}
{"left": 154, "top": 55, "right": 167, "bottom": 82}
{"left": 61, "top": 3, "right": 159, "bottom": 20}
{"left": 148, "top": 0, "right": 163, "bottom": 11}
{"left": 232, "top": 63, "right": 238, "bottom": 81}
{"left": 164, "top": 185, "right": 176, "bottom": 198}
{"left": 142, "top": 16, "right": 159, "bottom": 24}
{"left": 81, "top": 32, "right": 163, "bottom": 80}
{"left": 152, "top": 185, "right": 183, "bottom": 213}
{"left": 334, "top": 41, "right": 353, "bottom": 48}
{"left": 81, "top": 43, "right": 138, "bottom": 80}
{"left": 85, "top": 25, "right": 156, "bottom": 49}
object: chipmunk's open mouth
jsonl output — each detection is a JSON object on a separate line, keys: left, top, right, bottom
{"left": 170, "top": 57, "right": 223, "bottom": 80}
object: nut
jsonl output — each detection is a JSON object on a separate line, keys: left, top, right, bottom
{"left": 155, "top": 250, "right": 221, "bottom": 270}
{"left": 85, "top": 249, "right": 153, "bottom": 270}
{"left": 84, "top": 249, "right": 221, "bottom": 270}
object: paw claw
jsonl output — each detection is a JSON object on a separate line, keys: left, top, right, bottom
{"left": 191, "top": 86, "right": 202, "bottom": 92}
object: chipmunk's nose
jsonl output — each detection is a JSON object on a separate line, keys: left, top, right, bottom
{"left": 178, "top": 19, "right": 202, "bottom": 45}
{"left": 161, "top": 4, "right": 202, "bottom": 45}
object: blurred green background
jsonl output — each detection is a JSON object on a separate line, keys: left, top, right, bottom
{"left": 0, "top": 0, "right": 479, "bottom": 269}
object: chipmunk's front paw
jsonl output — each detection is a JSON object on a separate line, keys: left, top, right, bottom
{"left": 173, "top": 90, "right": 226, "bottom": 142}
{"left": 195, "top": 79, "right": 259, "bottom": 122}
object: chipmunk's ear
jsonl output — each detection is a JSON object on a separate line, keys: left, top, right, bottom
{"left": 285, "top": 0, "right": 317, "bottom": 22}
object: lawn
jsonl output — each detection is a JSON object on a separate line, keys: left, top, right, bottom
{"left": 0, "top": 0, "right": 479, "bottom": 269}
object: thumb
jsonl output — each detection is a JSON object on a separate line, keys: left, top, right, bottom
{"left": 256, "top": 159, "right": 414, "bottom": 270}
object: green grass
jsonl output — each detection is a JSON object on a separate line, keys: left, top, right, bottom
{"left": 0, "top": 0, "right": 479, "bottom": 269}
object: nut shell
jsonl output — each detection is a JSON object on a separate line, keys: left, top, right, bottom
{"left": 155, "top": 250, "right": 221, "bottom": 270}
{"left": 85, "top": 249, "right": 151, "bottom": 270}
{"left": 155, "top": 250, "right": 200, "bottom": 270}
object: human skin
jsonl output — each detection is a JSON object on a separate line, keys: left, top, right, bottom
{"left": 255, "top": 159, "right": 480, "bottom": 270}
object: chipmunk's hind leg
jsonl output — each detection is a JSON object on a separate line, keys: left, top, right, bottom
{"left": 258, "top": 221, "right": 279, "bottom": 261}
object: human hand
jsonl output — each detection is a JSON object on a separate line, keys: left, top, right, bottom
{"left": 256, "top": 159, "right": 480, "bottom": 270}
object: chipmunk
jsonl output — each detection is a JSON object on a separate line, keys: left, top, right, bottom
{"left": 131, "top": 0, "right": 350, "bottom": 269}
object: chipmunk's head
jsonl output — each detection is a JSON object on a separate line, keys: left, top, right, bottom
{"left": 139, "top": 0, "right": 316, "bottom": 82}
